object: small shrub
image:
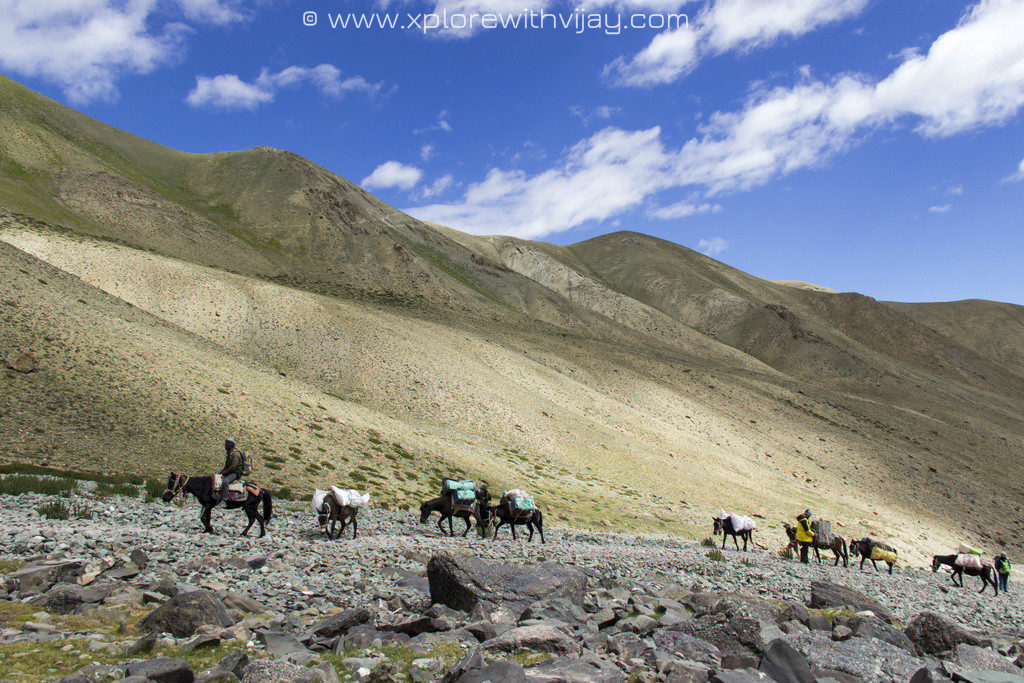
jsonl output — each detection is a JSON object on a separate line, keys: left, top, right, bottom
{"left": 37, "top": 500, "right": 69, "bottom": 519}
{"left": 94, "top": 482, "right": 137, "bottom": 498}
{"left": 0, "top": 474, "right": 76, "bottom": 497}
{"left": 144, "top": 480, "right": 165, "bottom": 501}
{"left": 740, "top": 558, "right": 755, "bottom": 568}
{"left": 700, "top": 536, "right": 715, "bottom": 547}
{"left": 70, "top": 502, "right": 93, "bottom": 519}
{"left": 276, "top": 487, "right": 294, "bottom": 500}
{"left": 707, "top": 549, "right": 725, "bottom": 562}
{"left": 778, "top": 546, "right": 794, "bottom": 560}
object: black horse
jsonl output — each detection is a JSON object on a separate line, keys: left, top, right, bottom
{"left": 491, "top": 502, "right": 544, "bottom": 543}
{"left": 850, "top": 539, "right": 897, "bottom": 574}
{"left": 713, "top": 514, "right": 753, "bottom": 551}
{"left": 419, "top": 495, "right": 488, "bottom": 537}
{"left": 932, "top": 554, "right": 999, "bottom": 596}
{"left": 316, "top": 495, "right": 360, "bottom": 540}
{"left": 162, "top": 473, "right": 272, "bottom": 537}
{"left": 784, "top": 523, "right": 849, "bottom": 567}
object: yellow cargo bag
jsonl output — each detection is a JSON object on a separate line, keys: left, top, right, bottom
{"left": 871, "top": 547, "right": 897, "bottom": 564}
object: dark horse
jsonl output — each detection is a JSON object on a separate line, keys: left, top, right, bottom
{"left": 419, "top": 495, "right": 488, "bottom": 537}
{"left": 932, "top": 554, "right": 999, "bottom": 596}
{"left": 316, "top": 496, "right": 360, "bottom": 540}
{"left": 162, "top": 473, "right": 272, "bottom": 537}
{"left": 850, "top": 539, "right": 897, "bottom": 574}
{"left": 784, "top": 523, "right": 849, "bottom": 567}
{"left": 713, "top": 514, "right": 753, "bottom": 551}
{"left": 491, "top": 502, "right": 544, "bottom": 543}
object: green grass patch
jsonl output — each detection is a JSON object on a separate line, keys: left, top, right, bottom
{"left": 144, "top": 479, "right": 165, "bottom": 502}
{"left": 93, "top": 482, "right": 138, "bottom": 499}
{"left": 700, "top": 536, "right": 715, "bottom": 547}
{"left": 37, "top": 500, "right": 69, "bottom": 519}
{"left": 706, "top": 549, "right": 725, "bottom": 562}
{"left": 0, "top": 474, "right": 76, "bottom": 497}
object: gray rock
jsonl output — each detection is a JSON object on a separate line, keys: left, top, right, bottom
{"left": 844, "top": 616, "right": 916, "bottom": 654}
{"left": 455, "top": 661, "right": 529, "bottom": 682}
{"left": 257, "top": 630, "right": 311, "bottom": 659}
{"left": 126, "top": 630, "right": 158, "bottom": 656}
{"left": 427, "top": 552, "right": 587, "bottom": 616}
{"left": 480, "top": 624, "right": 580, "bottom": 654}
{"left": 125, "top": 657, "right": 195, "bottom": 683}
{"left": 948, "top": 644, "right": 1019, "bottom": 674}
{"left": 758, "top": 639, "right": 814, "bottom": 683}
{"left": 527, "top": 654, "right": 626, "bottom": 682}
{"left": 138, "top": 590, "right": 234, "bottom": 638}
{"left": 130, "top": 549, "right": 149, "bottom": 570}
{"left": 240, "top": 659, "right": 332, "bottom": 683}
{"left": 180, "top": 633, "right": 221, "bottom": 652}
{"left": 808, "top": 581, "right": 894, "bottom": 623}
{"left": 906, "top": 612, "right": 984, "bottom": 657}
{"left": 310, "top": 608, "right": 373, "bottom": 638}
{"left": 783, "top": 632, "right": 924, "bottom": 681}
{"left": 6, "top": 559, "right": 86, "bottom": 591}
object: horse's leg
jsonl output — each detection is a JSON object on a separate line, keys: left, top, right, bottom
{"left": 871, "top": 560, "right": 879, "bottom": 572}
{"left": 733, "top": 533, "right": 740, "bottom": 551}
{"left": 462, "top": 515, "right": 471, "bottom": 538}
{"left": 201, "top": 504, "right": 214, "bottom": 533}
{"left": 492, "top": 519, "right": 503, "bottom": 540}
{"left": 351, "top": 515, "right": 358, "bottom": 540}
{"left": 537, "top": 514, "right": 545, "bottom": 544}
{"left": 814, "top": 545, "right": 822, "bottom": 564}
{"left": 436, "top": 514, "right": 447, "bottom": 535}
{"left": 241, "top": 505, "right": 255, "bottom": 536}
{"left": 510, "top": 522, "right": 518, "bottom": 541}
{"left": 888, "top": 562, "right": 894, "bottom": 575}
{"left": 722, "top": 533, "right": 727, "bottom": 550}
{"left": 338, "top": 518, "right": 348, "bottom": 540}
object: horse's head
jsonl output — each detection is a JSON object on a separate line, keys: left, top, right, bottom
{"left": 161, "top": 472, "right": 178, "bottom": 503}
{"left": 782, "top": 523, "right": 795, "bottom": 539}
{"left": 419, "top": 500, "right": 430, "bottom": 524}
{"left": 317, "top": 503, "right": 330, "bottom": 531}
{"left": 712, "top": 517, "right": 722, "bottom": 535}
{"left": 931, "top": 556, "right": 941, "bottom": 572}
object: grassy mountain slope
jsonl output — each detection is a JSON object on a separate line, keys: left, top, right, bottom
{"left": 1, "top": 73, "right": 1022, "bottom": 563}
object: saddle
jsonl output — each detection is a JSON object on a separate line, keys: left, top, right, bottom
{"left": 212, "top": 475, "right": 255, "bottom": 501}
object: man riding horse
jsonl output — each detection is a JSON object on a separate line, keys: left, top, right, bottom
{"left": 219, "top": 437, "right": 247, "bottom": 499}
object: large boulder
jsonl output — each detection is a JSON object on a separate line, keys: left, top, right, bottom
{"left": 455, "top": 662, "right": 529, "bottom": 683}
{"left": 427, "top": 552, "right": 587, "bottom": 617}
{"left": 309, "top": 607, "right": 372, "bottom": 639}
{"left": 480, "top": 624, "right": 581, "bottom": 655}
{"left": 125, "top": 658, "right": 195, "bottom": 683}
{"left": 759, "top": 639, "right": 815, "bottom": 683}
{"left": 241, "top": 660, "right": 335, "bottom": 683}
{"left": 782, "top": 632, "right": 925, "bottom": 681}
{"left": 652, "top": 631, "right": 721, "bottom": 666}
{"left": 138, "top": 590, "right": 234, "bottom": 638}
{"left": 947, "top": 644, "right": 1019, "bottom": 674}
{"left": 525, "top": 654, "right": 626, "bottom": 682}
{"left": 5, "top": 559, "right": 86, "bottom": 592}
{"left": 665, "top": 613, "right": 778, "bottom": 659}
{"left": 809, "top": 580, "right": 894, "bottom": 623}
{"left": 843, "top": 615, "right": 916, "bottom": 654}
{"left": 905, "top": 612, "right": 984, "bottom": 657}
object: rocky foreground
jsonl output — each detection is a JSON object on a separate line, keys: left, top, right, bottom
{"left": 1, "top": 488, "right": 1023, "bottom": 683}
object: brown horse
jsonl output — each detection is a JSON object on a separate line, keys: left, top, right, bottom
{"left": 316, "top": 495, "right": 360, "bottom": 540}
{"left": 419, "top": 495, "right": 488, "bottom": 537}
{"left": 932, "top": 555, "right": 999, "bottom": 596}
{"left": 713, "top": 515, "right": 753, "bottom": 551}
{"left": 850, "top": 539, "right": 897, "bottom": 574}
{"left": 783, "top": 523, "right": 849, "bottom": 567}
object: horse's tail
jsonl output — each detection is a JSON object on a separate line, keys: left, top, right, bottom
{"left": 262, "top": 491, "right": 273, "bottom": 523}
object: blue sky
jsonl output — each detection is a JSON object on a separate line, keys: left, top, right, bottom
{"left": 2, "top": 0, "right": 1023, "bottom": 304}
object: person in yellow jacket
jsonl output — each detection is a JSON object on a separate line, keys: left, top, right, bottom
{"left": 796, "top": 509, "right": 815, "bottom": 564}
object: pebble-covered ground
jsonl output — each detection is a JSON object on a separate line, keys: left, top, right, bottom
{"left": 1, "top": 487, "right": 1020, "bottom": 637}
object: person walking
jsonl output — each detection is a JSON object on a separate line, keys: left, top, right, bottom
{"left": 996, "top": 552, "right": 1011, "bottom": 592}
{"left": 796, "top": 509, "right": 815, "bottom": 564}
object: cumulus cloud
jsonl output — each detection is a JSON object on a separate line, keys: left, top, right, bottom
{"left": 606, "top": 0, "right": 868, "bottom": 86}
{"left": 647, "top": 201, "right": 722, "bottom": 219}
{"left": 928, "top": 204, "right": 952, "bottom": 213}
{"left": 410, "top": 0, "right": 1024, "bottom": 238}
{"left": 0, "top": 0, "right": 242, "bottom": 104}
{"left": 697, "top": 237, "right": 730, "bottom": 255}
{"left": 421, "top": 174, "right": 456, "bottom": 199}
{"left": 362, "top": 162, "right": 424, "bottom": 191}
{"left": 186, "top": 64, "right": 383, "bottom": 110}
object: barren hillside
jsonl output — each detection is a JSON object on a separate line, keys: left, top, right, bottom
{"left": 1, "top": 73, "right": 1022, "bottom": 566}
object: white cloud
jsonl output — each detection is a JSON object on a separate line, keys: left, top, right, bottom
{"left": 0, "top": 0, "right": 241, "bottom": 104}
{"left": 421, "top": 144, "right": 436, "bottom": 161}
{"left": 648, "top": 200, "right": 722, "bottom": 219}
{"left": 928, "top": 204, "right": 952, "bottom": 213}
{"left": 415, "top": 110, "right": 453, "bottom": 134}
{"left": 605, "top": 25, "right": 701, "bottom": 87}
{"left": 425, "top": 0, "right": 552, "bottom": 38}
{"left": 606, "top": 0, "right": 868, "bottom": 86}
{"left": 362, "top": 161, "right": 424, "bottom": 191}
{"left": 570, "top": 104, "right": 622, "bottom": 126}
{"left": 186, "top": 64, "right": 383, "bottom": 110}
{"left": 697, "top": 237, "right": 730, "bottom": 255}
{"left": 1006, "top": 157, "right": 1024, "bottom": 182}
{"left": 185, "top": 74, "right": 273, "bottom": 110}
{"left": 703, "top": 0, "right": 868, "bottom": 54}
{"left": 409, "top": 0, "right": 1024, "bottom": 238}
{"left": 421, "top": 174, "right": 456, "bottom": 199}
{"left": 946, "top": 184, "right": 964, "bottom": 195}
